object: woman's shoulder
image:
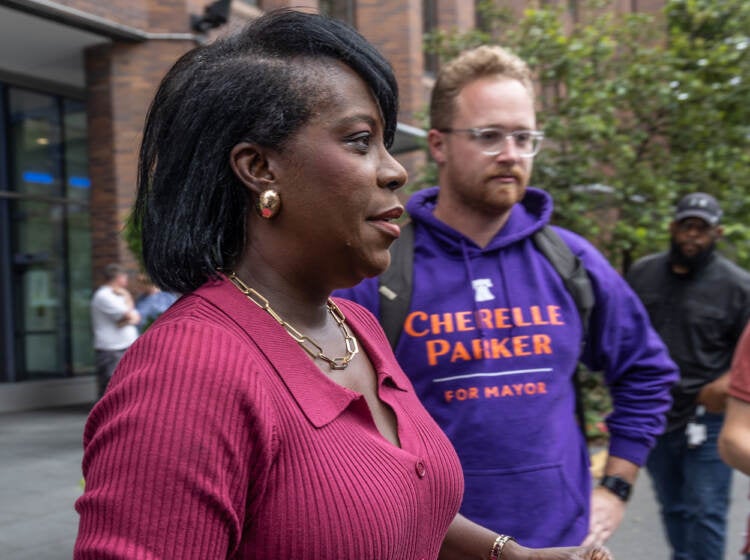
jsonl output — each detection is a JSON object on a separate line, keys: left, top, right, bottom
{"left": 123, "top": 288, "right": 276, "bottom": 399}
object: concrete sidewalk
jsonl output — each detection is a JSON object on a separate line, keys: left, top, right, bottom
{"left": 1, "top": 403, "right": 748, "bottom": 559}
{"left": 0, "top": 404, "right": 90, "bottom": 560}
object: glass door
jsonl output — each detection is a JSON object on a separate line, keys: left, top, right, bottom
{"left": 3, "top": 87, "right": 92, "bottom": 381}
{"left": 8, "top": 88, "right": 67, "bottom": 379}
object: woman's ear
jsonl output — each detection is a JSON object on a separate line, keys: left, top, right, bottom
{"left": 230, "top": 142, "right": 275, "bottom": 194}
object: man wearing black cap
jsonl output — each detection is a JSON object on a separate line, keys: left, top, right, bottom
{"left": 627, "top": 192, "right": 750, "bottom": 560}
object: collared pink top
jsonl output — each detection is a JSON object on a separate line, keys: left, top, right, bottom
{"left": 75, "top": 277, "right": 463, "bottom": 559}
{"left": 729, "top": 325, "right": 750, "bottom": 403}
{"left": 728, "top": 324, "right": 750, "bottom": 555}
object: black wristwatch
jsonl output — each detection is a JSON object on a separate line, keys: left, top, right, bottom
{"left": 599, "top": 475, "right": 632, "bottom": 502}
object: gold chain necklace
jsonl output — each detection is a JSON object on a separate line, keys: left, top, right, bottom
{"left": 227, "top": 272, "right": 359, "bottom": 370}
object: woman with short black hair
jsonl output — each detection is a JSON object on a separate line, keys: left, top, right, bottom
{"left": 74, "top": 9, "right": 611, "bottom": 560}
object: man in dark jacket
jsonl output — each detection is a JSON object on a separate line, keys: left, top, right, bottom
{"left": 627, "top": 192, "right": 750, "bottom": 560}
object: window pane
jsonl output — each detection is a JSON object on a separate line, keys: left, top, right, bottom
{"left": 64, "top": 99, "right": 93, "bottom": 375}
{"left": 11, "top": 198, "right": 66, "bottom": 378}
{"left": 64, "top": 100, "right": 90, "bottom": 203}
{"left": 6, "top": 88, "right": 74, "bottom": 380}
{"left": 8, "top": 89, "right": 63, "bottom": 198}
{"left": 1, "top": 86, "right": 90, "bottom": 384}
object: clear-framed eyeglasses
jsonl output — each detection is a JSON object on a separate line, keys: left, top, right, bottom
{"left": 438, "top": 127, "right": 544, "bottom": 158}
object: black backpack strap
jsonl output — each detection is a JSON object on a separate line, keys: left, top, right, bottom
{"left": 378, "top": 221, "right": 414, "bottom": 349}
{"left": 532, "top": 226, "right": 595, "bottom": 340}
{"left": 532, "top": 225, "right": 596, "bottom": 436}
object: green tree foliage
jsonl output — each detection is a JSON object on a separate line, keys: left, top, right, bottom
{"left": 122, "top": 212, "right": 144, "bottom": 272}
{"left": 423, "top": 0, "right": 750, "bottom": 272}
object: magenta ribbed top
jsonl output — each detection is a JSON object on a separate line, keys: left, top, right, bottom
{"left": 74, "top": 278, "right": 464, "bottom": 559}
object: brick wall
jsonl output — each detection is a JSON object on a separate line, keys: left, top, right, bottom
{"left": 260, "top": 0, "right": 318, "bottom": 11}
{"left": 86, "top": 34, "right": 195, "bottom": 281}
{"left": 54, "top": 0, "right": 150, "bottom": 30}
{"left": 437, "top": 0, "right": 475, "bottom": 31}
{"left": 355, "top": 0, "right": 426, "bottom": 182}
{"left": 357, "top": 0, "right": 423, "bottom": 126}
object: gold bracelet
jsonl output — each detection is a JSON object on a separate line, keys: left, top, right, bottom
{"left": 488, "top": 534, "right": 516, "bottom": 560}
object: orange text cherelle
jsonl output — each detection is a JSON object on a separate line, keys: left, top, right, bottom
{"left": 403, "top": 305, "right": 565, "bottom": 336}
{"left": 402, "top": 305, "right": 568, "bottom": 366}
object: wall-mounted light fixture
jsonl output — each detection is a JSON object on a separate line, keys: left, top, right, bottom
{"left": 191, "top": 0, "right": 232, "bottom": 33}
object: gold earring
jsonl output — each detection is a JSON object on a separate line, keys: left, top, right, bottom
{"left": 256, "top": 189, "right": 281, "bottom": 219}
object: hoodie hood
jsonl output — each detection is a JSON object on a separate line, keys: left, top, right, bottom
{"left": 405, "top": 186, "right": 554, "bottom": 256}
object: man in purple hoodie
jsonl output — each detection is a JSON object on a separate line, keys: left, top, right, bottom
{"left": 336, "top": 45, "right": 678, "bottom": 548}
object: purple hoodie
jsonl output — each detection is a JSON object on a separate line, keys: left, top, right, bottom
{"left": 336, "top": 186, "right": 677, "bottom": 547}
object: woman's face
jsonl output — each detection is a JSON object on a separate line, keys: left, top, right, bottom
{"left": 267, "top": 62, "right": 408, "bottom": 289}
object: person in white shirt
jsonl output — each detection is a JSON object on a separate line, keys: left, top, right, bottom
{"left": 90, "top": 263, "right": 140, "bottom": 397}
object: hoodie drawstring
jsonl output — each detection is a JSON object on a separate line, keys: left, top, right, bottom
{"left": 459, "top": 240, "right": 488, "bottom": 340}
{"left": 497, "top": 250, "right": 517, "bottom": 340}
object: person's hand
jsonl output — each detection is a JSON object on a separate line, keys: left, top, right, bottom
{"left": 581, "top": 486, "right": 625, "bottom": 546}
{"left": 503, "top": 539, "right": 613, "bottom": 559}
{"left": 580, "top": 545, "right": 614, "bottom": 560}
{"left": 117, "top": 309, "right": 141, "bottom": 327}
{"left": 585, "top": 545, "right": 614, "bottom": 560}
{"left": 126, "top": 309, "right": 142, "bottom": 325}
{"left": 697, "top": 373, "right": 730, "bottom": 413}
{"left": 438, "top": 514, "right": 615, "bottom": 560}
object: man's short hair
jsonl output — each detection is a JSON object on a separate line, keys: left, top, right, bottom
{"left": 430, "top": 45, "right": 535, "bottom": 131}
{"left": 103, "top": 263, "right": 126, "bottom": 282}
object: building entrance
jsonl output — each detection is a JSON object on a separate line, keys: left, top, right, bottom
{"left": 0, "top": 84, "right": 93, "bottom": 383}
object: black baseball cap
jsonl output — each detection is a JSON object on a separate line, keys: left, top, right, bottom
{"left": 674, "top": 192, "right": 722, "bottom": 226}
